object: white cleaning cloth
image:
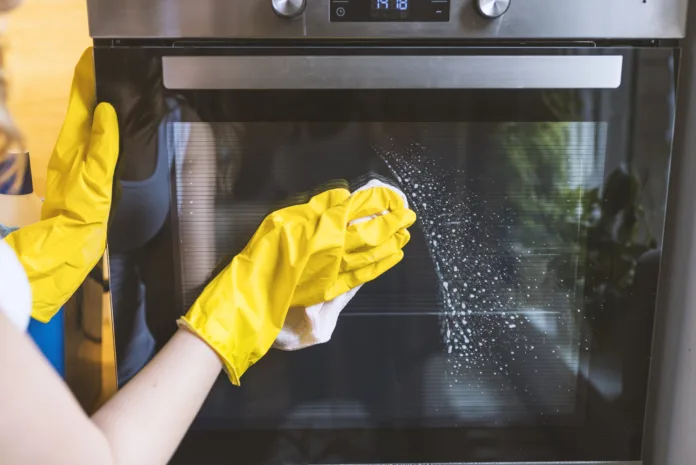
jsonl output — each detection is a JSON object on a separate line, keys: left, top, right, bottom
{"left": 274, "top": 179, "right": 408, "bottom": 351}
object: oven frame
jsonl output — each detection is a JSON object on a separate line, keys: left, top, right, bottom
{"left": 66, "top": 45, "right": 677, "bottom": 465}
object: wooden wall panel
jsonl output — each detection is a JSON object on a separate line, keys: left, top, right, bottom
{"left": 6, "top": 0, "right": 91, "bottom": 196}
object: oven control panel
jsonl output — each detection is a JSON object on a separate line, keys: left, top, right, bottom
{"left": 329, "top": 0, "right": 451, "bottom": 22}
{"left": 87, "top": 0, "right": 687, "bottom": 40}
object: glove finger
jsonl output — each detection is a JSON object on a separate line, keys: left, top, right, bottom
{"left": 346, "top": 186, "right": 407, "bottom": 223}
{"left": 76, "top": 103, "right": 120, "bottom": 224}
{"left": 271, "top": 188, "right": 351, "bottom": 224}
{"left": 50, "top": 48, "right": 96, "bottom": 170}
{"left": 345, "top": 208, "right": 416, "bottom": 251}
{"left": 327, "top": 251, "right": 405, "bottom": 301}
{"left": 291, "top": 247, "right": 344, "bottom": 307}
{"left": 341, "top": 229, "right": 411, "bottom": 272}
{"left": 249, "top": 188, "right": 351, "bottom": 251}
{"left": 306, "top": 188, "right": 352, "bottom": 214}
{"left": 73, "top": 47, "right": 98, "bottom": 111}
{"left": 84, "top": 103, "right": 120, "bottom": 195}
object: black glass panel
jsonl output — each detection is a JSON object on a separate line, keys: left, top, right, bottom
{"left": 95, "top": 45, "right": 677, "bottom": 464}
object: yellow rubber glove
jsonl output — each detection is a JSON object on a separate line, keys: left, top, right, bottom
{"left": 179, "top": 186, "right": 416, "bottom": 385}
{"left": 4, "top": 48, "right": 119, "bottom": 323}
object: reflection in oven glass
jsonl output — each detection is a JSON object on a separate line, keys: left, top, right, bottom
{"left": 138, "top": 119, "right": 641, "bottom": 431}
{"left": 108, "top": 98, "right": 183, "bottom": 385}
{"left": 374, "top": 123, "right": 599, "bottom": 424}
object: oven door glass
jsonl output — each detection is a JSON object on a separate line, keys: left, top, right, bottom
{"left": 95, "top": 45, "right": 676, "bottom": 464}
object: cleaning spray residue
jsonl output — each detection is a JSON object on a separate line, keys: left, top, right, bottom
{"left": 374, "top": 138, "right": 580, "bottom": 402}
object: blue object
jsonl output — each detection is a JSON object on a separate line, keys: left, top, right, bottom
{"left": 0, "top": 153, "right": 66, "bottom": 377}
{"left": 28, "top": 310, "right": 65, "bottom": 377}
{"left": 2, "top": 225, "right": 65, "bottom": 378}
{"left": 0, "top": 152, "right": 33, "bottom": 195}
{"left": 0, "top": 223, "right": 17, "bottom": 238}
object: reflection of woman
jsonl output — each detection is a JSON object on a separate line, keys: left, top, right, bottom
{"left": 106, "top": 69, "right": 217, "bottom": 384}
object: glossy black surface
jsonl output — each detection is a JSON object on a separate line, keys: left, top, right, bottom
{"left": 95, "top": 45, "right": 677, "bottom": 464}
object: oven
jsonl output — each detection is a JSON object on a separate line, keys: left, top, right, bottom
{"left": 74, "top": 1, "right": 685, "bottom": 464}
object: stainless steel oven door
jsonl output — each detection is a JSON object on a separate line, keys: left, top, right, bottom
{"left": 91, "top": 45, "right": 677, "bottom": 465}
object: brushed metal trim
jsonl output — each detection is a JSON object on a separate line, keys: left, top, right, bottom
{"left": 644, "top": 1, "right": 696, "bottom": 464}
{"left": 163, "top": 55, "right": 623, "bottom": 90}
{"left": 86, "top": 0, "right": 686, "bottom": 39}
{"left": 330, "top": 460, "right": 643, "bottom": 465}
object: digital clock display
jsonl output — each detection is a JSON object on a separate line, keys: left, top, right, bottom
{"left": 330, "top": 0, "right": 450, "bottom": 22}
{"left": 372, "top": 0, "right": 409, "bottom": 11}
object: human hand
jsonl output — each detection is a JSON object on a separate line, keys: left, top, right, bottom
{"left": 178, "top": 186, "right": 416, "bottom": 385}
{"left": 5, "top": 48, "right": 119, "bottom": 322}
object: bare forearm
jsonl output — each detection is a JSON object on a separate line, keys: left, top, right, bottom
{"left": 92, "top": 329, "right": 222, "bottom": 465}
{"left": 93, "top": 122, "right": 222, "bottom": 465}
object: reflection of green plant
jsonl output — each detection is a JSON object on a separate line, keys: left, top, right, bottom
{"left": 552, "top": 169, "right": 656, "bottom": 321}
{"left": 542, "top": 91, "right": 581, "bottom": 123}
{"left": 501, "top": 120, "right": 656, "bottom": 331}
{"left": 501, "top": 122, "right": 579, "bottom": 246}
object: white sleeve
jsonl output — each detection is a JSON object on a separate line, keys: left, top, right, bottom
{"left": 0, "top": 240, "right": 32, "bottom": 331}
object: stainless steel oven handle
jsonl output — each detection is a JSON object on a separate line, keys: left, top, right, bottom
{"left": 162, "top": 55, "right": 623, "bottom": 90}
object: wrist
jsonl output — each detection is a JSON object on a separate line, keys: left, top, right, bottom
{"left": 177, "top": 315, "right": 242, "bottom": 386}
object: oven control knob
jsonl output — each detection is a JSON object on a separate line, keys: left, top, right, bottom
{"left": 476, "top": 0, "right": 511, "bottom": 18}
{"left": 272, "top": 0, "right": 306, "bottom": 18}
